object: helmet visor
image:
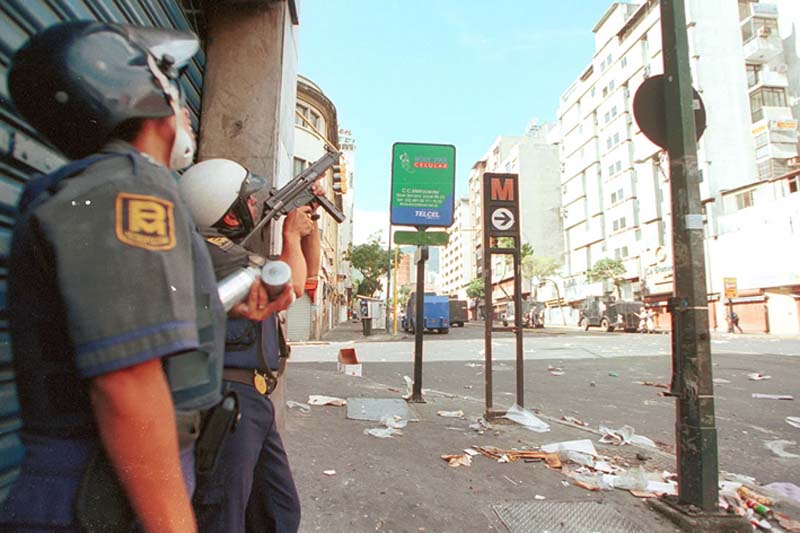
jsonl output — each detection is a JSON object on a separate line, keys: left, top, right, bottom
{"left": 117, "top": 24, "right": 199, "bottom": 73}
{"left": 239, "top": 172, "right": 268, "bottom": 199}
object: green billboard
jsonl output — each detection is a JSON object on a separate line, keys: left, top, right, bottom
{"left": 390, "top": 142, "right": 455, "bottom": 227}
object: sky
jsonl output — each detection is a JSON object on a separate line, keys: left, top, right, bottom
{"left": 297, "top": 0, "right": 621, "bottom": 244}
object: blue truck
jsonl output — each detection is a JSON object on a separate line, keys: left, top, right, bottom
{"left": 401, "top": 292, "right": 450, "bottom": 334}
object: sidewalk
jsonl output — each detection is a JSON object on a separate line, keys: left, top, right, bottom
{"left": 318, "top": 319, "right": 407, "bottom": 344}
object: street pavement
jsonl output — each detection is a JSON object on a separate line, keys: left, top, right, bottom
{"left": 282, "top": 321, "right": 800, "bottom": 532}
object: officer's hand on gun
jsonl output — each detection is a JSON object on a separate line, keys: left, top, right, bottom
{"left": 282, "top": 204, "right": 317, "bottom": 239}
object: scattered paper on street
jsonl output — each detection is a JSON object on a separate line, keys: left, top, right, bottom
{"left": 713, "top": 378, "right": 732, "bottom": 384}
{"left": 308, "top": 395, "right": 347, "bottom": 406}
{"left": 363, "top": 427, "right": 402, "bottom": 438}
{"left": 441, "top": 454, "right": 472, "bottom": 467}
{"left": 473, "top": 446, "right": 562, "bottom": 468}
{"left": 752, "top": 393, "right": 794, "bottom": 400}
{"left": 541, "top": 439, "right": 598, "bottom": 457}
{"left": 286, "top": 400, "right": 311, "bottom": 413}
{"left": 747, "top": 372, "right": 772, "bottom": 381}
{"left": 437, "top": 410, "right": 464, "bottom": 418}
{"left": 599, "top": 425, "right": 657, "bottom": 448}
{"left": 786, "top": 417, "right": 800, "bottom": 429}
{"left": 560, "top": 415, "right": 589, "bottom": 427}
{"left": 637, "top": 381, "right": 669, "bottom": 389}
{"left": 503, "top": 404, "right": 550, "bottom": 433}
{"left": 323, "top": 469, "right": 336, "bottom": 476}
{"left": 764, "top": 439, "right": 800, "bottom": 459}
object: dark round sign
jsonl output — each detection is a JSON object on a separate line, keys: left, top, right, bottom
{"left": 632, "top": 74, "right": 707, "bottom": 150}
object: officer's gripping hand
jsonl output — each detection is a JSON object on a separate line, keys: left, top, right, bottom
{"left": 283, "top": 205, "right": 315, "bottom": 240}
{"left": 230, "top": 279, "right": 295, "bottom": 321}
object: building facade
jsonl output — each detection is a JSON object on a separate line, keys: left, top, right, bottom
{"left": 338, "top": 128, "right": 356, "bottom": 322}
{"left": 289, "top": 75, "right": 345, "bottom": 340}
{"left": 440, "top": 198, "right": 475, "bottom": 299}
{"left": 556, "top": 0, "right": 800, "bottom": 332}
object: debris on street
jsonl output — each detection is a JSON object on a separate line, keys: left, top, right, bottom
{"left": 308, "top": 395, "right": 346, "bottom": 406}
{"left": 441, "top": 454, "right": 472, "bottom": 467}
{"left": 473, "top": 446, "right": 562, "bottom": 469}
{"left": 786, "top": 417, "right": 800, "bottom": 429}
{"left": 637, "top": 381, "right": 669, "bottom": 389}
{"left": 713, "top": 378, "right": 732, "bottom": 384}
{"left": 437, "top": 410, "right": 464, "bottom": 418}
{"left": 468, "top": 417, "right": 492, "bottom": 434}
{"left": 286, "top": 400, "right": 311, "bottom": 413}
{"left": 763, "top": 482, "right": 800, "bottom": 504}
{"left": 540, "top": 439, "right": 598, "bottom": 457}
{"left": 752, "top": 393, "right": 794, "bottom": 400}
{"left": 560, "top": 415, "right": 589, "bottom": 427}
{"left": 764, "top": 439, "right": 800, "bottom": 458}
{"left": 608, "top": 371, "right": 620, "bottom": 377}
{"left": 747, "top": 372, "right": 772, "bottom": 381}
{"left": 503, "top": 404, "right": 550, "bottom": 433}
{"left": 534, "top": 494, "right": 546, "bottom": 500}
{"left": 323, "top": 469, "right": 336, "bottom": 476}
{"left": 547, "top": 365, "right": 564, "bottom": 376}
{"left": 599, "top": 425, "right": 657, "bottom": 448}
{"left": 363, "top": 415, "right": 409, "bottom": 439}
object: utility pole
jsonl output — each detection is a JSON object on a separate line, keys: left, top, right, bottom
{"left": 660, "top": 0, "right": 720, "bottom": 512}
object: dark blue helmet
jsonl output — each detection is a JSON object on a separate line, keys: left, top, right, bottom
{"left": 8, "top": 21, "right": 198, "bottom": 159}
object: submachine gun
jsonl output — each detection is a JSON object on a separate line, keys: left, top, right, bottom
{"left": 241, "top": 146, "right": 345, "bottom": 248}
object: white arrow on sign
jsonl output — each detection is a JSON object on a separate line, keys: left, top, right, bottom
{"left": 491, "top": 207, "right": 514, "bottom": 231}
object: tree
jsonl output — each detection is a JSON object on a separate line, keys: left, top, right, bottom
{"left": 347, "top": 237, "right": 392, "bottom": 297}
{"left": 466, "top": 277, "right": 485, "bottom": 318}
{"left": 521, "top": 255, "right": 560, "bottom": 282}
{"left": 586, "top": 258, "right": 627, "bottom": 298}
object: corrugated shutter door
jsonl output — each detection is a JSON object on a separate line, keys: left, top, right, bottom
{"left": 287, "top": 294, "right": 312, "bottom": 341}
{"left": 0, "top": 0, "right": 206, "bottom": 503}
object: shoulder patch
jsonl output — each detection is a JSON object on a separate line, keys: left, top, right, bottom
{"left": 206, "top": 235, "right": 235, "bottom": 251}
{"left": 115, "top": 193, "right": 176, "bottom": 251}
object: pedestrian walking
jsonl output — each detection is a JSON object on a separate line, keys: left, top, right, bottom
{"left": 181, "top": 159, "right": 321, "bottom": 532}
{"left": 730, "top": 310, "right": 744, "bottom": 333}
{"left": 0, "top": 22, "right": 228, "bottom": 532}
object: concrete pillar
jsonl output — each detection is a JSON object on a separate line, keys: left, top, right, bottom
{"left": 198, "top": 1, "right": 299, "bottom": 432}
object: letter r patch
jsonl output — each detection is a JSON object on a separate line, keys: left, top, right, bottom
{"left": 115, "top": 193, "right": 176, "bottom": 251}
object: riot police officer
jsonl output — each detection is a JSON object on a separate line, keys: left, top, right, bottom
{"left": 180, "top": 158, "right": 320, "bottom": 532}
{"left": 0, "top": 22, "right": 229, "bottom": 532}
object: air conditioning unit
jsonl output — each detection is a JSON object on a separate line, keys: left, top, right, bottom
{"left": 774, "top": 63, "right": 789, "bottom": 74}
{"left": 758, "top": 26, "right": 772, "bottom": 38}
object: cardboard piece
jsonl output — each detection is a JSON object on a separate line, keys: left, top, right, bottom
{"left": 337, "top": 347, "right": 362, "bottom": 377}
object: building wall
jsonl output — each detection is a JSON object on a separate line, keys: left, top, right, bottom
{"left": 441, "top": 198, "right": 474, "bottom": 298}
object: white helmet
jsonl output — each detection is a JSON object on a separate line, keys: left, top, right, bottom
{"left": 179, "top": 158, "right": 267, "bottom": 234}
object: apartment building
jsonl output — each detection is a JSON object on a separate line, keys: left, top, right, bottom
{"left": 556, "top": 0, "right": 800, "bottom": 331}
{"left": 337, "top": 128, "right": 356, "bottom": 323}
{"left": 440, "top": 199, "right": 475, "bottom": 299}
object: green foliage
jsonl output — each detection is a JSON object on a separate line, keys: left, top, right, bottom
{"left": 586, "top": 258, "right": 626, "bottom": 296}
{"left": 520, "top": 243, "right": 534, "bottom": 260}
{"left": 466, "top": 277, "right": 485, "bottom": 300}
{"left": 347, "top": 237, "right": 392, "bottom": 297}
{"left": 521, "top": 255, "right": 560, "bottom": 280}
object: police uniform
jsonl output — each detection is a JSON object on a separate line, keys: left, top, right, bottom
{"left": 0, "top": 141, "right": 225, "bottom": 531}
{"left": 193, "top": 229, "right": 301, "bottom": 533}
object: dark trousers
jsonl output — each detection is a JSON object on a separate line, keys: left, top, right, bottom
{"left": 194, "top": 382, "right": 301, "bottom": 533}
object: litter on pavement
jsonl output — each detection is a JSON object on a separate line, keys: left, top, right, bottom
{"left": 473, "top": 446, "right": 562, "bottom": 468}
{"left": 560, "top": 415, "right": 589, "bottom": 427}
{"left": 599, "top": 425, "right": 657, "bottom": 448}
{"left": 286, "top": 400, "right": 311, "bottom": 413}
{"left": 786, "top": 417, "right": 800, "bottom": 429}
{"left": 547, "top": 365, "right": 564, "bottom": 376}
{"left": 503, "top": 404, "right": 550, "bottom": 433}
{"left": 308, "top": 395, "right": 346, "bottom": 406}
{"left": 364, "top": 427, "right": 402, "bottom": 438}
{"left": 747, "top": 372, "right": 772, "bottom": 381}
{"left": 752, "top": 393, "right": 794, "bottom": 400}
{"left": 468, "top": 417, "right": 492, "bottom": 434}
{"left": 540, "top": 439, "right": 598, "bottom": 457}
{"left": 323, "top": 470, "right": 336, "bottom": 476}
{"left": 437, "top": 410, "right": 464, "bottom": 418}
{"left": 713, "top": 378, "right": 732, "bottom": 384}
{"left": 441, "top": 454, "right": 472, "bottom": 467}
{"left": 763, "top": 482, "right": 800, "bottom": 504}
{"left": 764, "top": 439, "right": 800, "bottom": 458}
{"left": 637, "top": 381, "right": 669, "bottom": 389}
{"left": 346, "top": 398, "right": 418, "bottom": 422}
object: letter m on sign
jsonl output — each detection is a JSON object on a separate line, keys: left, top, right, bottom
{"left": 490, "top": 177, "right": 514, "bottom": 202}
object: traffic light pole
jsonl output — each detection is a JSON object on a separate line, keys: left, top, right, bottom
{"left": 651, "top": 3, "right": 748, "bottom": 530}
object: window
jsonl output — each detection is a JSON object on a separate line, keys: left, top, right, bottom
{"left": 611, "top": 105, "right": 619, "bottom": 118}
{"left": 607, "top": 137, "right": 613, "bottom": 149}
{"left": 621, "top": 56, "right": 628, "bottom": 68}
{"left": 295, "top": 104, "right": 308, "bottom": 126}
{"left": 309, "top": 110, "right": 321, "bottom": 130}
{"left": 754, "top": 131, "right": 769, "bottom": 148}
{"left": 612, "top": 217, "right": 627, "bottom": 231}
{"left": 613, "top": 132, "right": 620, "bottom": 145}
{"left": 750, "top": 87, "right": 788, "bottom": 121}
{"left": 591, "top": 87, "right": 596, "bottom": 97}
{"left": 606, "top": 53, "right": 612, "bottom": 65}
{"left": 293, "top": 157, "right": 307, "bottom": 176}
{"left": 736, "top": 190, "right": 755, "bottom": 210}
{"left": 602, "top": 86, "right": 608, "bottom": 97}
{"left": 615, "top": 161, "right": 622, "bottom": 173}
{"left": 741, "top": 17, "right": 778, "bottom": 43}
{"left": 608, "top": 164, "right": 615, "bottom": 176}
{"left": 614, "top": 246, "right": 629, "bottom": 259}
{"left": 746, "top": 64, "right": 760, "bottom": 88}
{"left": 788, "top": 177, "right": 799, "bottom": 194}
{"left": 604, "top": 111, "right": 611, "bottom": 123}
{"left": 611, "top": 187, "right": 624, "bottom": 204}
{"left": 609, "top": 80, "right": 615, "bottom": 92}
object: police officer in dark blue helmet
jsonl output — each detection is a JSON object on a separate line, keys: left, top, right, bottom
{"left": 0, "top": 21, "right": 231, "bottom": 532}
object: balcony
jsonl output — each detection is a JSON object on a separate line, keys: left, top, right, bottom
{"left": 740, "top": 2, "right": 779, "bottom": 22}
{"left": 743, "top": 35, "right": 783, "bottom": 64}
{"left": 751, "top": 105, "right": 793, "bottom": 124}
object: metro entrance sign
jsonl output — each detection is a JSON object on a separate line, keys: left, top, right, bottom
{"left": 390, "top": 142, "right": 455, "bottom": 227}
{"left": 483, "top": 173, "right": 519, "bottom": 237}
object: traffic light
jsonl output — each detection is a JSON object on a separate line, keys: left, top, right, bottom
{"left": 332, "top": 158, "right": 347, "bottom": 195}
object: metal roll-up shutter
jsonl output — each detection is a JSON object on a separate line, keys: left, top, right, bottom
{"left": 0, "top": 0, "right": 207, "bottom": 504}
{"left": 287, "top": 294, "right": 313, "bottom": 342}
